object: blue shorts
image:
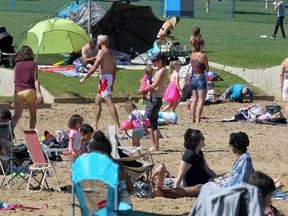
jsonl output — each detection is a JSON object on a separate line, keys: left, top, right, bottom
{"left": 133, "top": 129, "right": 145, "bottom": 137}
{"left": 190, "top": 75, "right": 207, "bottom": 91}
{"left": 144, "top": 97, "right": 162, "bottom": 130}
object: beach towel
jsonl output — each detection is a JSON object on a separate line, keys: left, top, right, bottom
{"left": 0, "top": 201, "right": 48, "bottom": 211}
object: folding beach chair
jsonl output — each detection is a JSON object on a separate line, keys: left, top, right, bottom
{"left": 109, "top": 125, "right": 155, "bottom": 187}
{"left": 117, "top": 150, "right": 154, "bottom": 183}
{"left": 71, "top": 151, "right": 132, "bottom": 216}
{"left": 0, "top": 121, "right": 30, "bottom": 190}
{"left": 22, "top": 129, "right": 69, "bottom": 191}
{"left": 0, "top": 121, "right": 13, "bottom": 190}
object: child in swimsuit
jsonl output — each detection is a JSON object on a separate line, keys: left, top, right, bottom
{"left": 140, "top": 66, "right": 153, "bottom": 100}
{"left": 124, "top": 102, "right": 145, "bottom": 147}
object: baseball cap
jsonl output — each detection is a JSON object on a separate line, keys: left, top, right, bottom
{"left": 150, "top": 52, "right": 166, "bottom": 61}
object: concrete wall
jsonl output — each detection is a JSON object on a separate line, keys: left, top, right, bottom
{"left": 0, "top": 68, "right": 14, "bottom": 96}
{"left": 210, "top": 62, "right": 281, "bottom": 100}
{"left": 0, "top": 67, "right": 55, "bottom": 103}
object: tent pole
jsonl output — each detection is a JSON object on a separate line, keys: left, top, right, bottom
{"left": 88, "top": 0, "right": 91, "bottom": 36}
{"left": 134, "top": 50, "right": 147, "bottom": 65}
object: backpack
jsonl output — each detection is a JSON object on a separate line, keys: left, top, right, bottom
{"left": 55, "top": 130, "right": 69, "bottom": 149}
{"left": 41, "top": 133, "right": 62, "bottom": 161}
{"left": 13, "top": 143, "right": 30, "bottom": 160}
{"left": 41, "top": 144, "right": 63, "bottom": 161}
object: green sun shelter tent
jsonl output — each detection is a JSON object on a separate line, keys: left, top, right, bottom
{"left": 18, "top": 18, "right": 90, "bottom": 58}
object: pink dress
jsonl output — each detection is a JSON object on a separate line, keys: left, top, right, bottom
{"left": 163, "top": 74, "right": 180, "bottom": 102}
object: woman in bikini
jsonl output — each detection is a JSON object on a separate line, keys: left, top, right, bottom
{"left": 156, "top": 16, "right": 180, "bottom": 48}
{"left": 190, "top": 37, "right": 210, "bottom": 123}
{"left": 139, "top": 52, "right": 167, "bottom": 152}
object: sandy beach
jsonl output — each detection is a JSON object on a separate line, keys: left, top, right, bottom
{"left": 1, "top": 99, "right": 288, "bottom": 215}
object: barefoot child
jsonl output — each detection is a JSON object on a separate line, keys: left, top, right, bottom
{"left": 124, "top": 101, "right": 145, "bottom": 147}
{"left": 140, "top": 66, "right": 153, "bottom": 100}
{"left": 162, "top": 60, "right": 182, "bottom": 112}
{"left": 68, "top": 114, "right": 84, "bottom": 158}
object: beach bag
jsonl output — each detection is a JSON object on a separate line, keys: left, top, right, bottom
{"left": 41, "top": 135, "right": 63, "bottom": 161}
{"left": 13, "top": 143, "right": 30, "bottom": 160}
{"left": 265, "top": 105, "right": 287, "bottom": 123}
{"left": 158, "top": 112, "right": 178, "bottom": 124}
{"left": 41, "top": 144, "right": 63, "bottom": 161}
{"left": 265, "top": 105, "right": 281, "bottom": 114}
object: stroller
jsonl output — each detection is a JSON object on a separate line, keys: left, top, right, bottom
{"left": 0, "top": 26, "right": 15, "bottom": 68}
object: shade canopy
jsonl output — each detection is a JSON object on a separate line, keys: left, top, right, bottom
{"left": 19, "top": 18, "right": 90, "bottom": 55}
{"left": 91, "top": 2, "right": 164, "bottom": 59}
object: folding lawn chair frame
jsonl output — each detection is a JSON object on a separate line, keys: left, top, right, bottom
{"left": 0, "top": 121, "right": 31, "bottom": 190}
{"left": 117, "top": 151, "right": 155, "bottom": 183}
{"left": 109, "top": 124, "right": 155, "bottom": 184}
{"left": 22, "top": 129, "right": 70, "bottom": 191}
{"left": 0, "top": 155, "right": 10, "bottom": 190}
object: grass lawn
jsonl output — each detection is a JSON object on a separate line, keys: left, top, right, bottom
{"left": 1, "top": 0, "right": 287, "bottom": 68}
{"left": 0, "top": 0, "right": 281, "bottom": 101}
{"left": 38, "top": 67, "right": 264, "bottom": 98}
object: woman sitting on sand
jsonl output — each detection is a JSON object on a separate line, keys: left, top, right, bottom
{"left": 210, "top": 131, "right": 255, "bottom": 187}
{"left": 173, "top": 128, "right": 217, "bottom": 188}
{"left": 153, "top": 131, "right": 256, "bottom": 199}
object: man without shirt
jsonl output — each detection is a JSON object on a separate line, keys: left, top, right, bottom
{"left": 80, "top": 35, "right": 120, "bottom": 130}
{"left": 81, "top": 38, "right": 99, "bottom": 69}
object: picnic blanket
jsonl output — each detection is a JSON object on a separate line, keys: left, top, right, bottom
{"left": 38, "top": 65, "right": 89, "bottom": 77}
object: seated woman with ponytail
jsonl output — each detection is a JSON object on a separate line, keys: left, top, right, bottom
{"left": 212, "top": 131, "right": 255, "bottom": 187}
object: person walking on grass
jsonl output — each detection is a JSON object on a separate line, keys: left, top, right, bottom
{"left": 80, "top": 35, "right": 121, "bottom": 130}
{"left": 271, "top": 0, "right": 287, "bottom": 39}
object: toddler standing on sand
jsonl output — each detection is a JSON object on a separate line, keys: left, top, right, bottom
{"left": 68, "top": 114, "right": 84, "bottom": 157}
{"left": 162, "top": 59, "right": 182, "bottom": 112}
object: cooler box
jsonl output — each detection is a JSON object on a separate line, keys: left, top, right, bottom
{"left": 164, "top": 0, "right": 194, "bottom": 18}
